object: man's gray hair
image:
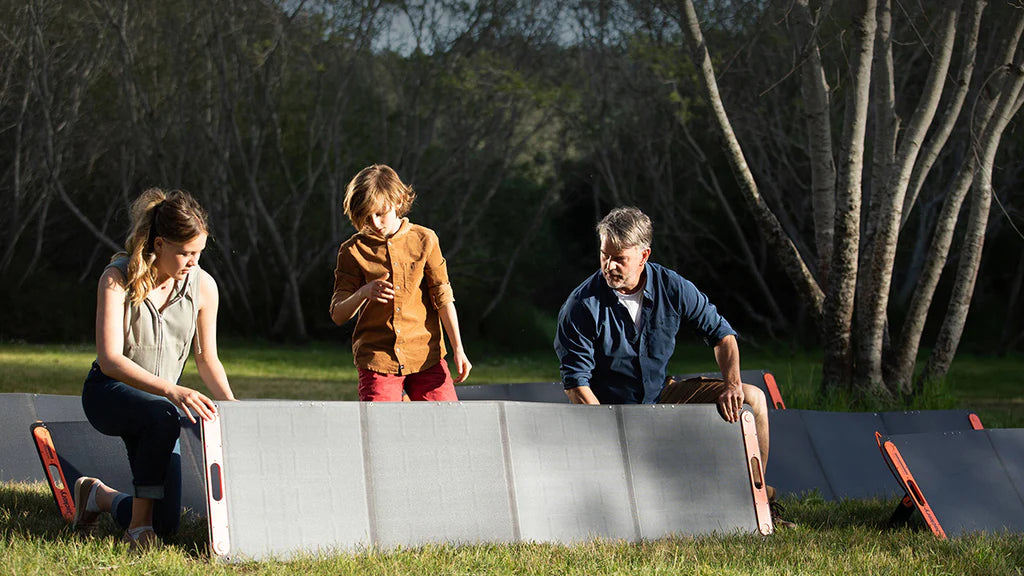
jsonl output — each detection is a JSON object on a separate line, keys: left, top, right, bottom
{"left": 596, "top": 206, "right": 652, "bottom": 251}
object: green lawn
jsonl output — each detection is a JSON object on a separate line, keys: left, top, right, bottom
{"left": 3, "top": 340, "right": 1020, "bottom": 426}
{"left": 2, "top": 341, "right": 1023, "bottom": 574}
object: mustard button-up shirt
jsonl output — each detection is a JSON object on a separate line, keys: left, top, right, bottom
{"left": 331, "top": 219, "right": 455, "bottom": 375}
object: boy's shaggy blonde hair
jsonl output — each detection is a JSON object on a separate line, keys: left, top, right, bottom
{"left": 343, "top": 164, "right": 416, "bottom": 230}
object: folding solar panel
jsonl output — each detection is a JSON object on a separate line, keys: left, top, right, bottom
{"left": 768, "top": 409, "right": 981, "bottom": 501}
{"left": 455, "top": 369, "right": 786, "bottom": 408}
{"left": 366, "top": 402, "right": 514, "bottom": 548}
{"left": 879, "top": 429, "right": 1024, "bottom": 538}
{"left": 31, "top": 419, "right": 208, "bottom": 521}
{"left": 503, "top": 403, "right": 634, "bottom": 542}
{"left": 0, "top": 394, "right": 85, "bottom": 482}
{"left": 799, "top": 411, "right": 898, "bottom": 500}
{"left": 762, "top": 409, "right": 834, "bottom": 500}
{"left": 203, "top": 401, "right": 771, "bottom": 562}
{"left": 0, "top": 394, "right": 44, "bottom": 482}
{"left": 455, "top": 381, "right": 568, "bottom": 403}
{"left": 621, "top": 405, "right": 770, "bottom": 536}
{"left": 206, "top": 401, "right": 369, "bottom": 558}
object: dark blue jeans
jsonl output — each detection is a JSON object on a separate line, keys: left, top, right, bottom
{"left": 82, "top": 362, "right": 183, "bottom": 536}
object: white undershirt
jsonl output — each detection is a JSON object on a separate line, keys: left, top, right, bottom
{"left": 615, "top": 289, "right": 644, "bottom": 332}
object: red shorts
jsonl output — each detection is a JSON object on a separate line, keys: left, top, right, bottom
{"left": 357, "top": 361, "right": 459, "bottom": 402}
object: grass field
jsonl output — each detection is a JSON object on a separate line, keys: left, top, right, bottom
{"left": 2, "top": 340, "right": 1020, "bottom": 426}
{"left": 2, "top": 341, "right": 1024, "bottom": 574}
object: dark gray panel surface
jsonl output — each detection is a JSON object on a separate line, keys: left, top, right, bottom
{"left": 31, "top": 394, "right": 86, "bottom": 422}
{"left": 455, "top": 382, "right": 568, "bottom": 403}
{"left": 768, "top": 408, "right": 982, "bottom": 500}
{"left": 0, "top": 393, "right": 85, "bottom": 482}
{"left": 880, "top": 410, "right": 975, "bottom": 435}
{"left": 989, "top": 429, "right": 1024, "bottom": 503}
{"left": 888, "top": 429, "right": 1024, "bottom": 537}
{"left": 0, "top": 394, "right": 43, "bottom": 482}
{"left": 622, "top": 404, "right": 754, "bottom": 536}
{"left": 799, "top": 411, "right": 898, "bottom": 500}
{"left": 764, "top": 410, "right": 835, "bottom": 500}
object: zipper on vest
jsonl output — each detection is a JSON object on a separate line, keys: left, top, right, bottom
{"left": 156, "top": 311, "right": 165, "bottom": 375}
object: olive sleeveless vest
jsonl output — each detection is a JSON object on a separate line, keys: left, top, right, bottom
{"left": 106, "top": 257, "right": 201, "bottom": 382}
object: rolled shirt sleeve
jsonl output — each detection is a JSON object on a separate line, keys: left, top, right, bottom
{"left": 330, "top": 248, "right": 363, "bottom": 317}
{"left": 677, "top": 275, "right": 736, "bottom": 346}
{"left": 554, "top": 295, "right": 597, "bottom": 391}
{"left": 423, "top": 234, "right": 455, "bottom": 310}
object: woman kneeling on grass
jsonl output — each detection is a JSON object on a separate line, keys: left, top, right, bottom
{"left": 73, "top": 188, "right": 236, "bottom": 551}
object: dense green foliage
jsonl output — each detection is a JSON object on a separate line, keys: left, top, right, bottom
{"left": 2, "top": 0, "right": 1022, "bottom": 357}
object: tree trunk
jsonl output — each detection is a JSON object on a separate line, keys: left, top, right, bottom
{"left": 901, "top": 0, "right": 986, "bottom": 228}
{"left": 856, "top": 0, "right": 961, "bottom": 393}
{"left": 890, "top": 8, "right": 1024, "bottom": 387}
{"left": 921, "top": 60, "right": 1024, "bottom": 383}
{"left": 789, "top": 0, "right": 837, "bottom": 290}
{"left": 675, "top": 0, "right": 824, "bottom": 324}
{"left": 821, "top": 0, "right": 876, "bottom": 391}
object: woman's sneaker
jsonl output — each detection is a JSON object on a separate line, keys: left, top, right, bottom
{"left": 71, "top": 477, "right": 101, "bottom": 535}
{"left": 122, "top": 528, "right": 160, "bottom": 553}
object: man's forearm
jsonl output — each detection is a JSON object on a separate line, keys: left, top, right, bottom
{"left": 565, "top": 385, "right": 601, "bottom": 404}
{"left": 713, "top": 334, "right": 742, "bottom": 387}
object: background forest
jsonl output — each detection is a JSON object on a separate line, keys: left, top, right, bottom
{"left": 2, "top": 0, "right": 1023, "bottom": 395}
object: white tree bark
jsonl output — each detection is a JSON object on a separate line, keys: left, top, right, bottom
{"left": 789, "top": 0, "right": 837, "bottom": 289}
{"left": 675, "top": 0, "right": 824, "bottom": 324}
{"left": 923, "top": 60, "right": 1024, "bottom": 382}
{"left": 856, "top": 0, "right": 961, "bottom": 392}
{"left": 900, "top": 0, "right": 986, "bottom": 228}
{"left": 821, "top": 0, "right": 876, "bottom": 390}
{"left": 890, "top": 7, "right": 1024, "bottom": 387}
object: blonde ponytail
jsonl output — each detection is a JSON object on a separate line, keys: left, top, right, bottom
{"left": 116, "top": 188, "right": 208, "bottom": 304}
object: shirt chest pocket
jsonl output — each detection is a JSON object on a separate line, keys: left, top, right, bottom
{"left": 647, "top": 313, "right": 680, "bottom": 358}
{"left": 391, "top": 261, "right": 426, "bottom": 295}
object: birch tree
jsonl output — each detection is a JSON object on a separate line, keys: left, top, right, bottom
{"left": 668, "top": 0, "right": 1024, "bottom": 394}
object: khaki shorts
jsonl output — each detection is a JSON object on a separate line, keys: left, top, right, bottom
{"left": 657, "top": 376, "right": 729, "bottom": 404}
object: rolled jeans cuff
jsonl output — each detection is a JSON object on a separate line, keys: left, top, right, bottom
{"left": 134, "top": 483, "right": 165, "bottom": 500}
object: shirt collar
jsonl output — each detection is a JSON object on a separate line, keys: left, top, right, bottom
{"left": 640, "top": 264, "right": 653, "bottom": 300}
{"left": 599, "top": 264, "right": 652, "bottom": 302}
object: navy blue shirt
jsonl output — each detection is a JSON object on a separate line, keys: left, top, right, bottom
{"left": 554, "top": 262, "right": 737, "bottom": 404}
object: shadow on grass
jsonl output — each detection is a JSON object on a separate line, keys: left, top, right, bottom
{"left": 0, "top": 482, "right": 211, "bottom": 559}
{"left": 781, "top": 493, "right": 928, "bottom": 533}
{"left": 0, "top": 482, "right": 68, "bottom": 538}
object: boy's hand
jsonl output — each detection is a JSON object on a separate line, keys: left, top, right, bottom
{"left": 452, "top": 349, "right": 472, "bottom": 383}
{"left": 365, "top": 273, "right": 395, "bottom": 303}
